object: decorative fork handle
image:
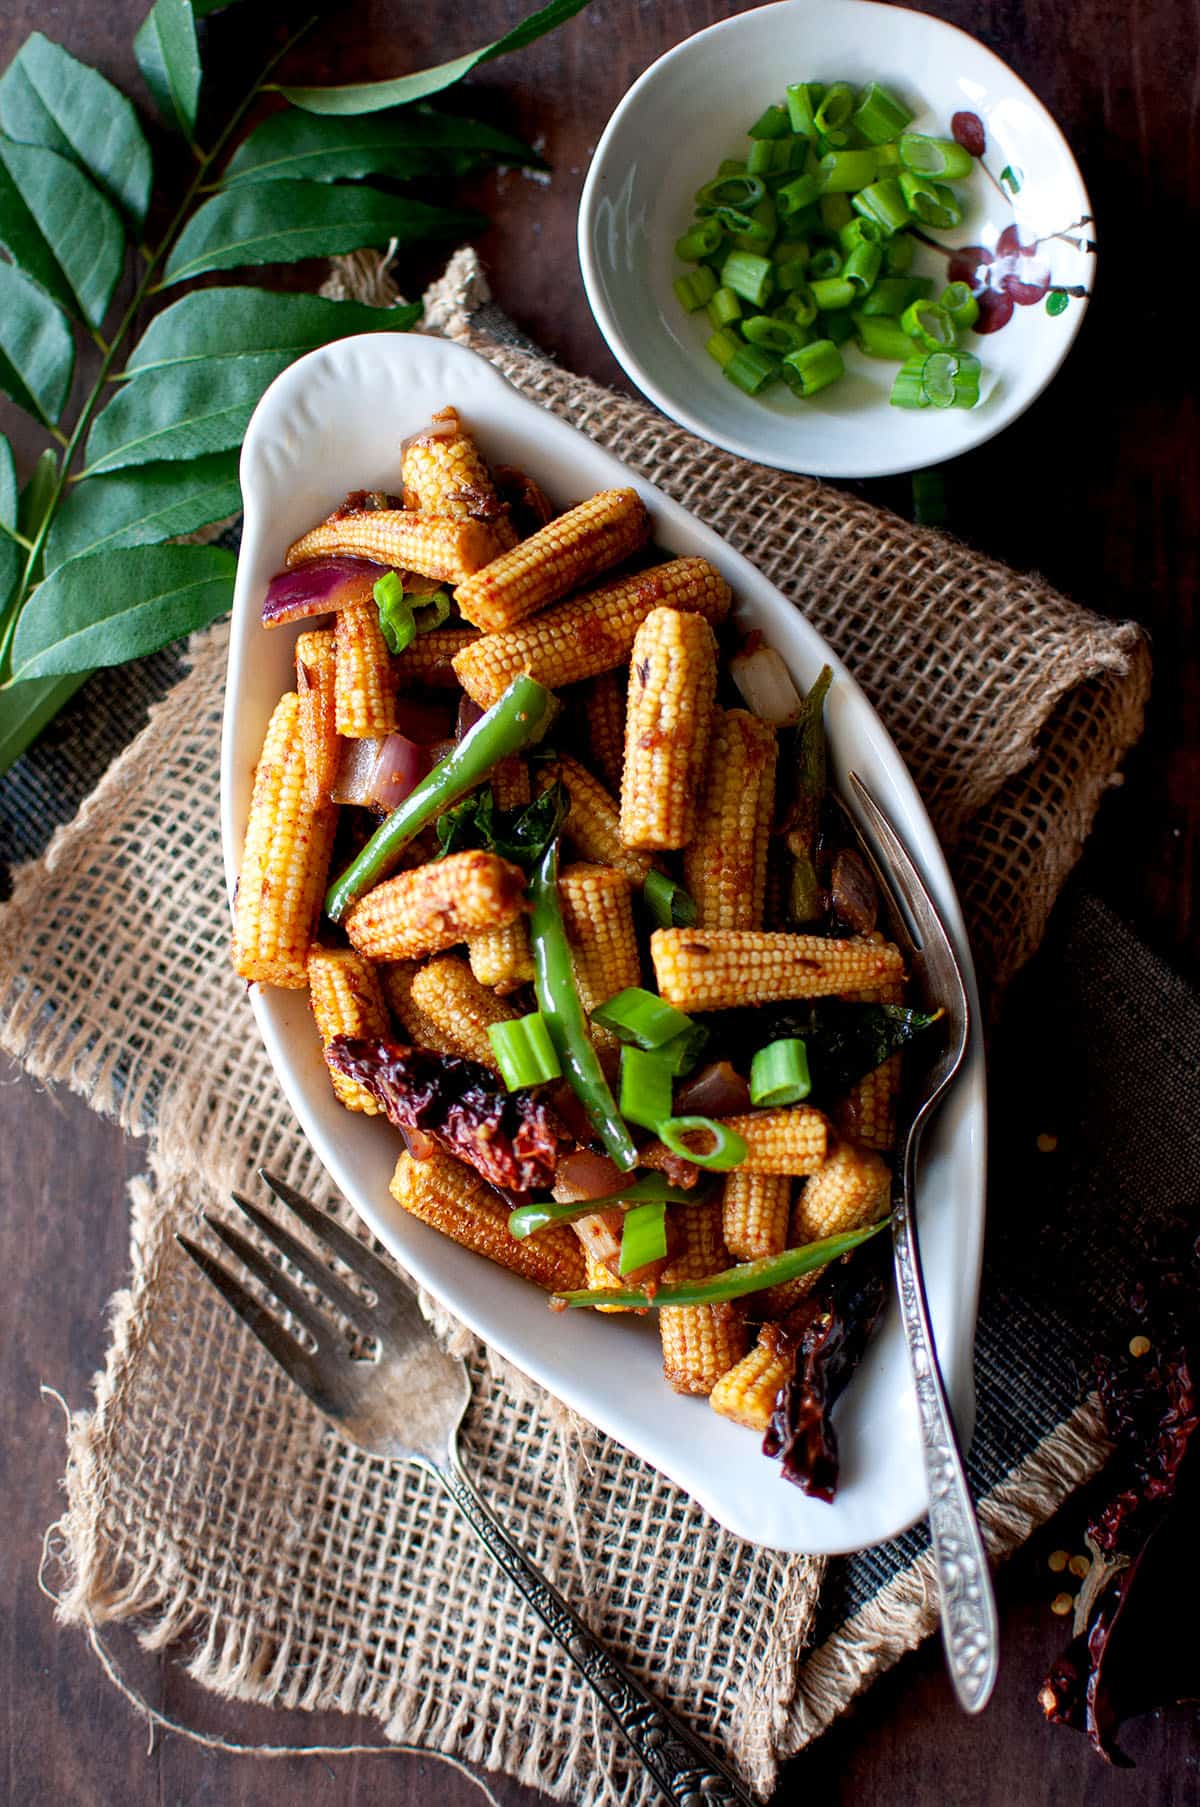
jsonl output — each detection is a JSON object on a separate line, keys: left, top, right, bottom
{"left": 431, "top": 1446, "right": 758, "bottom": 1806}
{"left": 893, "top": 1121, "right": 998, "bottom": 1713}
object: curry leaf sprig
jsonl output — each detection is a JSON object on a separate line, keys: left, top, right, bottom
{"left": 0, "top": 0, "right": 591, "bottom": 778}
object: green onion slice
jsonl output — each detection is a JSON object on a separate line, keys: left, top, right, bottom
{"left": 852, "top": 81, "right": 914, "bottom": 146}
{"left": 591, "top": 987, "right": 696, "bottom": 1050}
{"left": 507, "top": 1176, "right": 697, "bottom": 1241}
{"left": 618, "top": 1201, "right": 669, "bottom": 1274}
{"left": 373, "top": 571, "right": 415, "bottom": 656}
{"left": 900, "top": 299, "right": 956, "bottom": 351}
{"left": 553, "top": 1219, "right": 888, "bottom": 1308}
{"left": 619, "top": 1045, "right": 675, "bottom": 1132}
{"left": 696, "top": 172, "right": 766, "bottom": 211}
{"left": 749, "top": 1037, "right": 812, "bottom": 1107}
{"left": 412, "top": 589, "right": 452, "bottom": 634}
{"left": 643, "top": 870, "right": 698, "bottom": 928}
{"left": 656, "top": 1115, "right": 748, "bottom": 1171}
{"left": 487, "top": 1012, "right": 562, "bottom": 1091}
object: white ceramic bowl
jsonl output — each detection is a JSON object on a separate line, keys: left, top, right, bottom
{"left": 222, "top": 331, "right": 987, "bottom": 1553}
{"left": 578, "top": 0, "right": 1095, "bottom": 478}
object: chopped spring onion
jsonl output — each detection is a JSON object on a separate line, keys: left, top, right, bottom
{"left": 839, "top": 215, "right": 883, "bottom": 253}
{"left": 851, "top": 176, "right": 912, "bottom": 235}
{"left": 808, "top": 244, "right": 843, "bottom": 281}
{"left": 859, "top": 274, "right": 933, "bottom": 316}
{"left": 412, "top": 589, "right": 452, "bottom": 633}
{"left": 487, "top": 1012, "right": 561, "bottom": 1090}
{"left": 674, "top": 218, "right": 724, "bottom": 262}
{"left": 720, "top": 250, "right": 774, "bottom": 308}
{"left": 823, "top": 309, "right": 856, "bottom": 346}
{"left": 782, "top": 282, "right": 818, "bottom": 327}
{"left": 843, "top": 240, "right": 883, "bottom": 293}
{"left": 818, "top": 148, "right": 879, "bottom": 193}
{"left": 724, "top": 343, "right": 779, "bottom": 394}
{"left": 656, "top": 1116, "right": 748, "bottom": 1172}
{"left": 673, "top": 265, "right": 718, "bottom": 312}
{"left": 939, "top": 281, "right": 980, "bottom": 330}
{"left": 898, "top": 172, "right": 962, "bottom": 229}
{"left": 809, "top": 276, "right": 856, "bottom": 311}
{"left": 591, "top": 986, "right": 697, "bottom": 1051}
{"left": 900, "top": 299, "right": 956, "bottom": 351}
{"left": 643, "top": 869, "right": 698, "bottom": 929}
{"left": 898, "top": 132, "right": 974, "bottom": 180}
{"left": 776, "top": 170, "right": 822, "bottom": 216}
{"left": 852, "top": 81, "right": 914, "bottom": 145}
{"left": 742, "top": 313, "right": 809, "bottom": 353}
{"left": 884, "top": 229, "right": 915, "bottom": 273}
{"left": 508, "top": 1175, "right": 696, "bottom": 1241}
{"left": 619, "top": 1045, "right": 675, "bottom": 1131}
{"left": 818, "top": 190, "right": 854, "bottom": 232}
{"left": 696, "top": 172, "right": 766, "bottom": 211}
{"left": 854, "top": 313, "right": 918, "bottom": 360}
{"left": 553, "top": 1219, "right": 888, "bottom": 1308}
{"left": 785, "top": 81, "right": 823, "bottom": 137}
{"left": 814, "top": 81, "right": 855, "bottom": 137}
{"left": 749, "top": 1037, "right": 812, "bottom": 1106}
{"left": 706, "top": 284, "right": 743, "bottom": 328}
{"left": 705, "top": 327, "right": 741, "bottom": 370}
{"left": 781, "top": 338, "right": 845, "bottom": 398}
{"left": 618, "top": 1201, "right": 669, "bottom": 1274}
{"left": 890, "top": 350, "right": 981, "bottom": 410}
{"left": 749, "top": 102, "right": 790, "bottom": 140}
{"left": 373, "top": 571, "right": 415, "bottom": 656}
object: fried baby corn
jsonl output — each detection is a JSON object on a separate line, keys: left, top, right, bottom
{"left": 454, "top": 488, "right": 650, "bottom": 632}
{"left": 710, "top": 1322, "right": 795, "bottom": 1431}
{"left": 466, "top": 920, "right": 535, "bottom": 992}
{"left": 409, "top": 955, "right": 519, "bottom": 1070}
{"left": 762, "top": 1138, "right": 891, "bottom": 1315}
{"left": 335, "top": 598, "right": 397, "bottom": 739}
{"left": 345, "top": 850, "right": 526, "bottom": 961}
{"left": 451, "top": 558, "right": 731, "bottom": 708}
{"left": 400, "top": 409, "right": 517, "bottom": 549}
{"left": 651, "top": 929, "right": 904, "bottom": 1010}
{"left": 294, "top": 629, "right": 338, "bottom": 805}
{"left": 307, "top": 946, "right": 390, "bottom": 1112}
{"left": 390, "top": 1150, "right": 584, "bottom": 1291}
{"left": 620, "top": 607, "right": 717, "bottom": 851}
{"left": 582, "top": 669, "right": 627, "bottom": 795}
{"left": 287, "top": 509, "right": 500, "bottom": 582}
{"left": 658, "top": 1199, "right": 747, "bottom": 1396}
{"left": 722, "top": 1170, "right": 792, "bottom": 1260}
{"left": 233, "top": 692, "right": 335, "bottom": 988}
{"left": 394, "top": 627, "right": 480, "bottom": 691}
{"left": 834, "top": 981, "right": 904, "bottom": 1153}
{"left": 545, "top": 754, "right": 655, "bottom": 884}
{"left": 557, "top": 863, "right": 641, "bottom": 1045}
{"left": 683, "top": 709, "right": 778, "bottom": 929}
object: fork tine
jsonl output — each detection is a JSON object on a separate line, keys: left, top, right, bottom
{"left": 204, "top": 1213, "right": 331, "bottom": 1346}
{"left": 176, "top": 1233, "right": 348, "bottom": 1418}
{"left": 258, "top": 1169, "right": 414, "bottom": 1311}
{"left": 231, "top": 1192, "right": 378, "bottom": 1337}
{"left": 846, "top": 773, "right": 929, "bottom": 951}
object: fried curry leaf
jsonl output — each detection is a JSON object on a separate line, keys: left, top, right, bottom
{"left": 436, "top": 779, "right": 569, "bottom": 868}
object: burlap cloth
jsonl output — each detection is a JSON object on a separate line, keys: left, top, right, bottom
{"left": 0, "top": 249, "right": 1155, "bottom": 1802}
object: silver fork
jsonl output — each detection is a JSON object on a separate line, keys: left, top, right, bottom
{"left": 843, "top": 771, "right": 998, "bottom": 1713}
{"left": 177, "top": 1169, "right": 758, "bottom": 1806}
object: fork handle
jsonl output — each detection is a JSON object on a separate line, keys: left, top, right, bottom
{"left": 432, "top": 1447, "right": 758, "bottom": 1806}
{"left": 894, "top": 1126, "right": 998, "bottom": 1713}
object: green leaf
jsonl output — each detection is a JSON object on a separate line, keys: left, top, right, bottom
{"left": 46, "top": 453, "right": 241, "bottom": 570}
{"left": 220, "top": 105, "right": 539, "bottom": 186}
{"left": 0, "top": 32, "right": 154, "bottom": 225}
{"left": 18, "top": 447, "right": 59, "bottom": 540}
{"left": 0, "top": 670, "right": 89, "bottom": 776}
{"left": 0, "top": 261, "right": 75, "bottom": 425}
{"left": 135, "top": 0, "right": 202, "bottom": 140}
{"left": 280, "top": 0, "right": 593, "bottom": 115}
{"left": 125, "top": 286, "right": 418, "bottom": 376}
{"left": 0, "top": 434, "right": 18, "bottom": 621}
{"left": 10, "top": 543, "right": 236, "bottom": 680}
{"left": 83, "top": 353, "right": 294, "bottom": 475}
{"left": 0, "top": 136, "right": 125, "bottom": 326}
{"left": 162, "top": 181, "right": 481, "bottom": 284}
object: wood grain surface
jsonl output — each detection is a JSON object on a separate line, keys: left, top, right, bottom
{"left": 1, "top": 1, "right": 1196, "bottom": 1803}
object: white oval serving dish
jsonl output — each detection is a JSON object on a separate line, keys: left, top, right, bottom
{"left": 578, "top": 0, "right": 1095, "bottom": 479}
{"left": 221, "top": 330, "right": 986, "bottom": 1554}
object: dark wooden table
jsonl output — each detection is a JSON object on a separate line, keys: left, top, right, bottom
{"left": 2, "top": 2, "right": 1196, "bottom": 1803}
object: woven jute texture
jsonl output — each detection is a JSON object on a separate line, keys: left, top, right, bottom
{"left": 0, "top": 249, "right": 1150, "bottom": 1803}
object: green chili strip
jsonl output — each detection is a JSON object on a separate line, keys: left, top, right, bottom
{"left": 530, "top": 840, "right": 637, "bottom": 1170}
{"left": 326, "top": 674, "right": 558, "bottom": 921}
{"left": 508, "top": 1176, "right": 697, "bottom": 1241}
{"left": 785, "top": 662, "right": 832, "bottom": 921}
{"left": 618, "top": 1201, "right": 668, "bottom": 1274}
{"left": 553, "top": 1218, "right": 889, "bottom": 1308}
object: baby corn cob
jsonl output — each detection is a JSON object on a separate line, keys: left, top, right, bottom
{"left": 620, "top": 608, "right": 718, "bottom": 851}
{"left": 345, "top": 850, "right": 526, "bottom": 961}
{"left": 233, "top": 692, "right": 336, "bottom": 988}
{"left": 582, "top": 669, "right": 627, "bottom": 795}
{"left": 722, "top": 1170, "right": 792, "bottom": 1260}
{"left": 834, "top": 981, "right": 904, "bottom": 1153}
{"left": 379, "top": 960, "right": 460, "bottom": 1055}
{"left": 286, "top": 509, "right": 501, "bottom": 582}
{"left": 683, "top": 709, "right": 778, "bottom": 929}
{"left": 557, "top": 863, "right": 641, "bottom": 1045}
{"left": 710, "top": 1323, "right": 795, "bottom": 1431}
{"left": 454, "top": 488, "right": 651, "bottom": 632}
{"left": 395, "top": 627, "right": 480, "bottom": 691}
{"left": 581, "top": 1244, "right": 629, "bottom": 1312}
{"left": 650, "top": 929, "right": 905, "bottom": 1010}
{"left": 491, "top": 755, "right": 531, "bottom": 810}
{"left": 390, "top": 1150, "right": 584, "bottom": 1291}
{"left": 409, "top": 955, "right": 518, "bottom": 1069}
{"left": 451, "top": 558, "right": 731, "bottom": 708}
{"left": 294, "top": 629, "right": 338, "bottom": 806}
{"left": 544, "top": 755, "right": 655, "bottom": 884}
{"left": 761, "top": 1138, "right": 891, "bottom": 1315}
{"left": 307, "top": 946, "right": 390, "bottom": 1112}
{"left": 466, "top": 919, "right": 535, "bottom": 992}
{"left": 400, "top": 411, "right": 517, "bottom": 549}
{"left": 659, "top": 1200, "right": 747, "bottom": 1396}
{"left": 673, "top": 1108, "right": 829, "bottom": 1176}
{"left": 335, "top": 598, "right": 397, "bottom": 738}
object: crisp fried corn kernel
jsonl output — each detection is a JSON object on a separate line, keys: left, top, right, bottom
{"left": 400, "top": 411, "right": 517, "bottom": 549}
{"left": 451, "top": 557, "right": 731, "bottom": 707}
{"left": 620, "top": 608, "right": 718, "bottom": 851}
{"left": 395, "top": 627, "right": 480, "bottom": 691}
{"left": 286, "top": 509, "right": 501, "bottom": 582}
{"left": 722, "top": 1170, "right": 792, "bottom": 1260}
{"left": 409, "top": 955, "right": 518, "bottom": 1069}
{"left": 345, "top": 850, "right": 526, "bottom": 961}
{"left": 683, "top": 709, "right": 778, "bottom": 930}
{"left": 466, "top": 919, "right": 535, "bottom": 992}
{"left": 379, "top": 960, "right": 459, "bottom": 1055}
{"left": 762, "top": 1138, "right": 890, "bottom": 1314}
{"left": 390, "top": 1150, "right": 584, "bottom": 1291}
{"left": 307, "top": 946, "right": 390, "bottom": 1112}
{"left": 710, "top": 1323, "right": 795, "bottom": 1431}
{"left": 454, "top": 488, "right": 651, "bottom": 632}
{"left": 335, "top": 599, "right": 397, "bottom": 738}
{"left": 713, "top": 1108, "right": 829, "bottom": 1176}
{"left": 659, "top": 1200, "right": 746, "bottom": 1396}
{"left": 650, "top": 929, "right": 905, "bottom": 1010}
{"left": 233, "top": 692, "right": 336, "bottom": 988}
{"left": 558, "top": 863, "right": 641, "bottom": 1046}
{"left": 294, "top": 629, "right": 338, "bottom": 805}
{"left": 583, "top": 669, "right": 628, "bottom": 795}
{"left": 834, "top": 980, "right": 902, "bottom": 1151}
{"left": 545, "top": 754, "right": 655, "bottom": 884}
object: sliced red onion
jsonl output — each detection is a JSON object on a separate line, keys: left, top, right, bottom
{"left": 553, "top": 1149, "right": 626, "bottom": 1201}
{"left": 261, "top": 557, "right": 382, "bottom": 627}
{"left": 730, "top": 643, "right": 804, "bottom": 725}
{"left": 675, "top": 1061, "right": 752, "bottom": 1118}
{"left": 331, "top": 737, "right": 384, "bottom": 806}
{"left": 367, "top": 734, "right": 427, "bottom": 813}
{"left": 572, "top": 1208, "right": 624, "bottom": 1267}
{"left": 456, "top": 695, "right": 485, "bottom": 741}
